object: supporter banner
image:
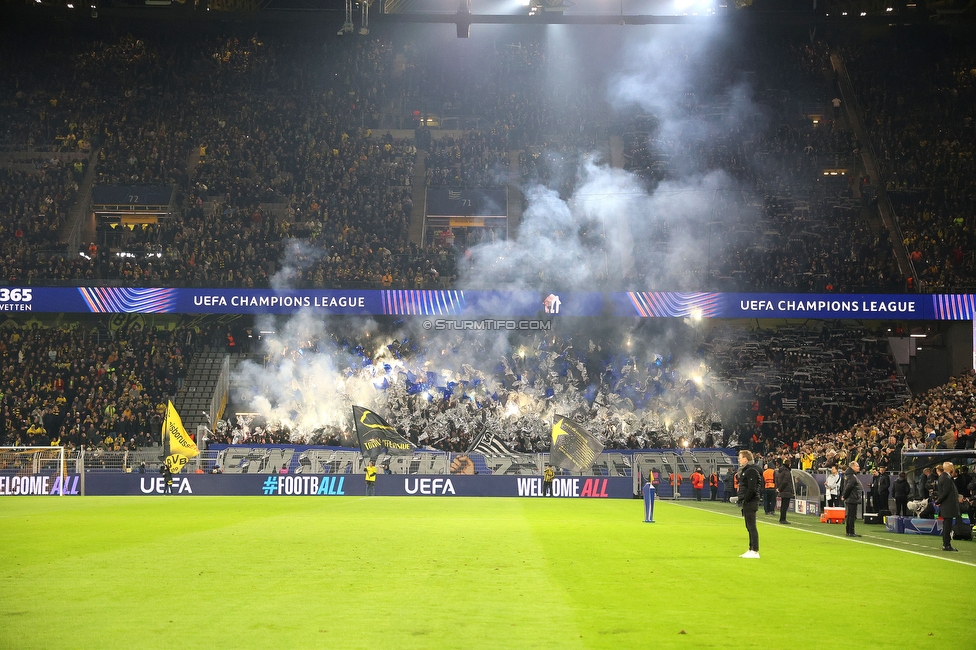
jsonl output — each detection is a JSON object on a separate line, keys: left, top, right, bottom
{"left": 0, "top": 474, "right": 81, "bottom": 496}
{"left": 81, "top": 473, "right": 633, "bottom": 497}
{"left": 4, "top": 287, "right": 976, "bottom": 320}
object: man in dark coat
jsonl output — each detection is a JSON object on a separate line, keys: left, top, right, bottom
{"left": 892, "top": 472, "right": 911, "bottom": 516}
{"left": 868, "top": 469, "right": 880, "bottom": 512}
{"left": 842, "top": 462, "right": 862, "bottom": 537}
{"left": 968, "top": 474, "right": 976, "bottom": 526}
{"left": 935, "top": 461, "right": 962, "bottom": 552}
{"left": 775, "top": 461, "right": 795, "bottom": 525}
{"left": 737, "top": 450, "right": 763, "bottom": 558}
{"left": 723, "top": 468, "right": 735, "bottom": 503}
{"left": 955, "top": 466, "right": 971, "bottom": 500}
{"left": 915, "top": 467, "right": 932, "bottom": 500}
{"left": 876, "top": 467, "right": 891, "bottom": 514}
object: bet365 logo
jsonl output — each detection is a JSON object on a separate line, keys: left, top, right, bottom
{"left": 0, "top": 288, "right": 32, "bottom": 302}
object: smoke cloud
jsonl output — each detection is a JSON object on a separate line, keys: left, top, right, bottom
{"left": 230, "top": 24, "right": 757, "bottom": 444}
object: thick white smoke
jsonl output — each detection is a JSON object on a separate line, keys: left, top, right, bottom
{"left": 231, "top": 24, "right": 756, "bottom": 443}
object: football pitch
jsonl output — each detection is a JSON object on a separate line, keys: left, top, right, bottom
{"left": 2, "top": 497, "right": 974, "bottom": 649}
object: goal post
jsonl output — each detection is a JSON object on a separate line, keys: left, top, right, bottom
{"left": 0, "top": 446, "right": 67, "bottom": 495}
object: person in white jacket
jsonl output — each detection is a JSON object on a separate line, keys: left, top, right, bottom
{"left": 825, "top": 465, "right": 842, "bottom": 508}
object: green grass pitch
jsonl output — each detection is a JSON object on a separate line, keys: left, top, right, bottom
{"left": 2, "top": 496, "right": 974, "bottom": 649}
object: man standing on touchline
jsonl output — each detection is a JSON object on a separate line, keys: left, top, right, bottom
{"left": 936, "top": 461, "right": 963, "bottom": 552}
{"left": 737, "top": 450, "right": 762, "bottom": 559}
{"left": 842, "top": 462, "right": 862, "bottom": 537}
{"left": 775, "top": 460, "right": 794, "bottom": 525}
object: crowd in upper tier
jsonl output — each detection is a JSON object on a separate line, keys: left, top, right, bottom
{"left": 4, "top": 23, "right": 969, "bottom": 292}
{"left": 844, "top": 32, "right": 976, "bottom": 291}
{"left": 3, "top": 20, "right": 976, "bottom": 473}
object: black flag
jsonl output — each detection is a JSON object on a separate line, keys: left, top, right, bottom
{"left": 466, "top": 430, "right": 517, "bottom": 456}
{"left": 550, "top": 415, "right": 604, "bottom": 472}
{"left": 352, "top": 406, "right": 415, "bottom": 458}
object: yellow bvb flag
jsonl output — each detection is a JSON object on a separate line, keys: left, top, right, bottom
{"left": 163, "top": 401, "right": 198, "bottom": 473}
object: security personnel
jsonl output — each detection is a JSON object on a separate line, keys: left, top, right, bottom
{"left": 762, "top": 463, "right": 777, "bottom": 515}
{"left": 543, "top": 463, "right": 555, "bottom": 496}
{"left": 669, "top": 471, "right": 682, "bottom": 499}
{"left": 364, "top": 459, "right": 378, "bottom": 496}
{"left": 691, "top": 467, "right": 705, "bottom": 501}
{"left": 709, "top": 471, "right": 720, "bottom": 501}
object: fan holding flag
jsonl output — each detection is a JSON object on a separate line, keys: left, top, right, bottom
{"left": 162, "top": 401, "right": 199, "bottom": 475}
{"left": 352, "top": 405, "right": 416, "bottom": 461}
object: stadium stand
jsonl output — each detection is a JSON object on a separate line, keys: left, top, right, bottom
{"left": 844, "top": 33, "right": 976, "bottom": 291}
{"left": 1, "top": 19, "right": 974, "bottom": 484}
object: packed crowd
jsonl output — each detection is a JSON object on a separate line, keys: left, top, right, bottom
{"left": 621, "top": 38, "right": 902, "bottom": 293}
{"left": 425, "top": 131, "right": 510, "bottom": 188}
{"left": 1, "top": 29, "right": 422, "bottom": 288}
{"left": 720, "top": 325, "right": 908, "bottom": 454}
{"left": 4, "top": 22, "right": 976, "bottom": 479}
{"left": 220, "top": 318, "right": 915, "bottom": 464}
{"left": 0, "top": 322, "right": 198, "bottom": 451}
{"left": 0, "top": 25, "right": 917, "bottom": 293}
{"left": 755, "top": 371, "right": 976, "bottom": 477}
{"left": 844, "top": 33, "right": 976, "bottom": 290}
{"left": 0, "top": 160, "right": 80, "bottom": 283}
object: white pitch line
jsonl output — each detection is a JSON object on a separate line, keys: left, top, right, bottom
{"left": 669, "top": 502, "right": 976, "bottom": 568}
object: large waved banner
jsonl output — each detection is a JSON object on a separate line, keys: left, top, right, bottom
{"left": 82, "top": 473, "right": 633, "bottom": 498}
{"left": 2, "top": 286, "right": 974, "bottom": 320}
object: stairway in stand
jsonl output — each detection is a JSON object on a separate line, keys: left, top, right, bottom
{"left": 173, "top": 348, "right": 227, "bottom": 437}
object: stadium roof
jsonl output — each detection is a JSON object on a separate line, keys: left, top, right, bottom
{"left": 5, "top": 0, "right": 975, "bottom": 28}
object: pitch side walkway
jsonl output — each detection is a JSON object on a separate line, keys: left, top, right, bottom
{"left": 671, "top": 500, "right": 976, "bottom": 567}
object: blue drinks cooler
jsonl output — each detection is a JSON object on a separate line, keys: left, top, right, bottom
{"left": 643, "top": 483, "right": 656, "bottom": 523}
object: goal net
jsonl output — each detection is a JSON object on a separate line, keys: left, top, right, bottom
{"left": 0, "top": 446, "right": 67, "bottom": 495}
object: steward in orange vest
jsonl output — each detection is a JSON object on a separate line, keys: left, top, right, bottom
{"left": 691, "top": 468, "right": 705, "bottom": 501}
{"left": 669, "top": 472, "right": 682, "bottom": 499}
{"left": 762, "top": 465, "right": 777, "bottom": 515}
{"left": 708, "top": 471, "right": 719, "bottom": 501}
